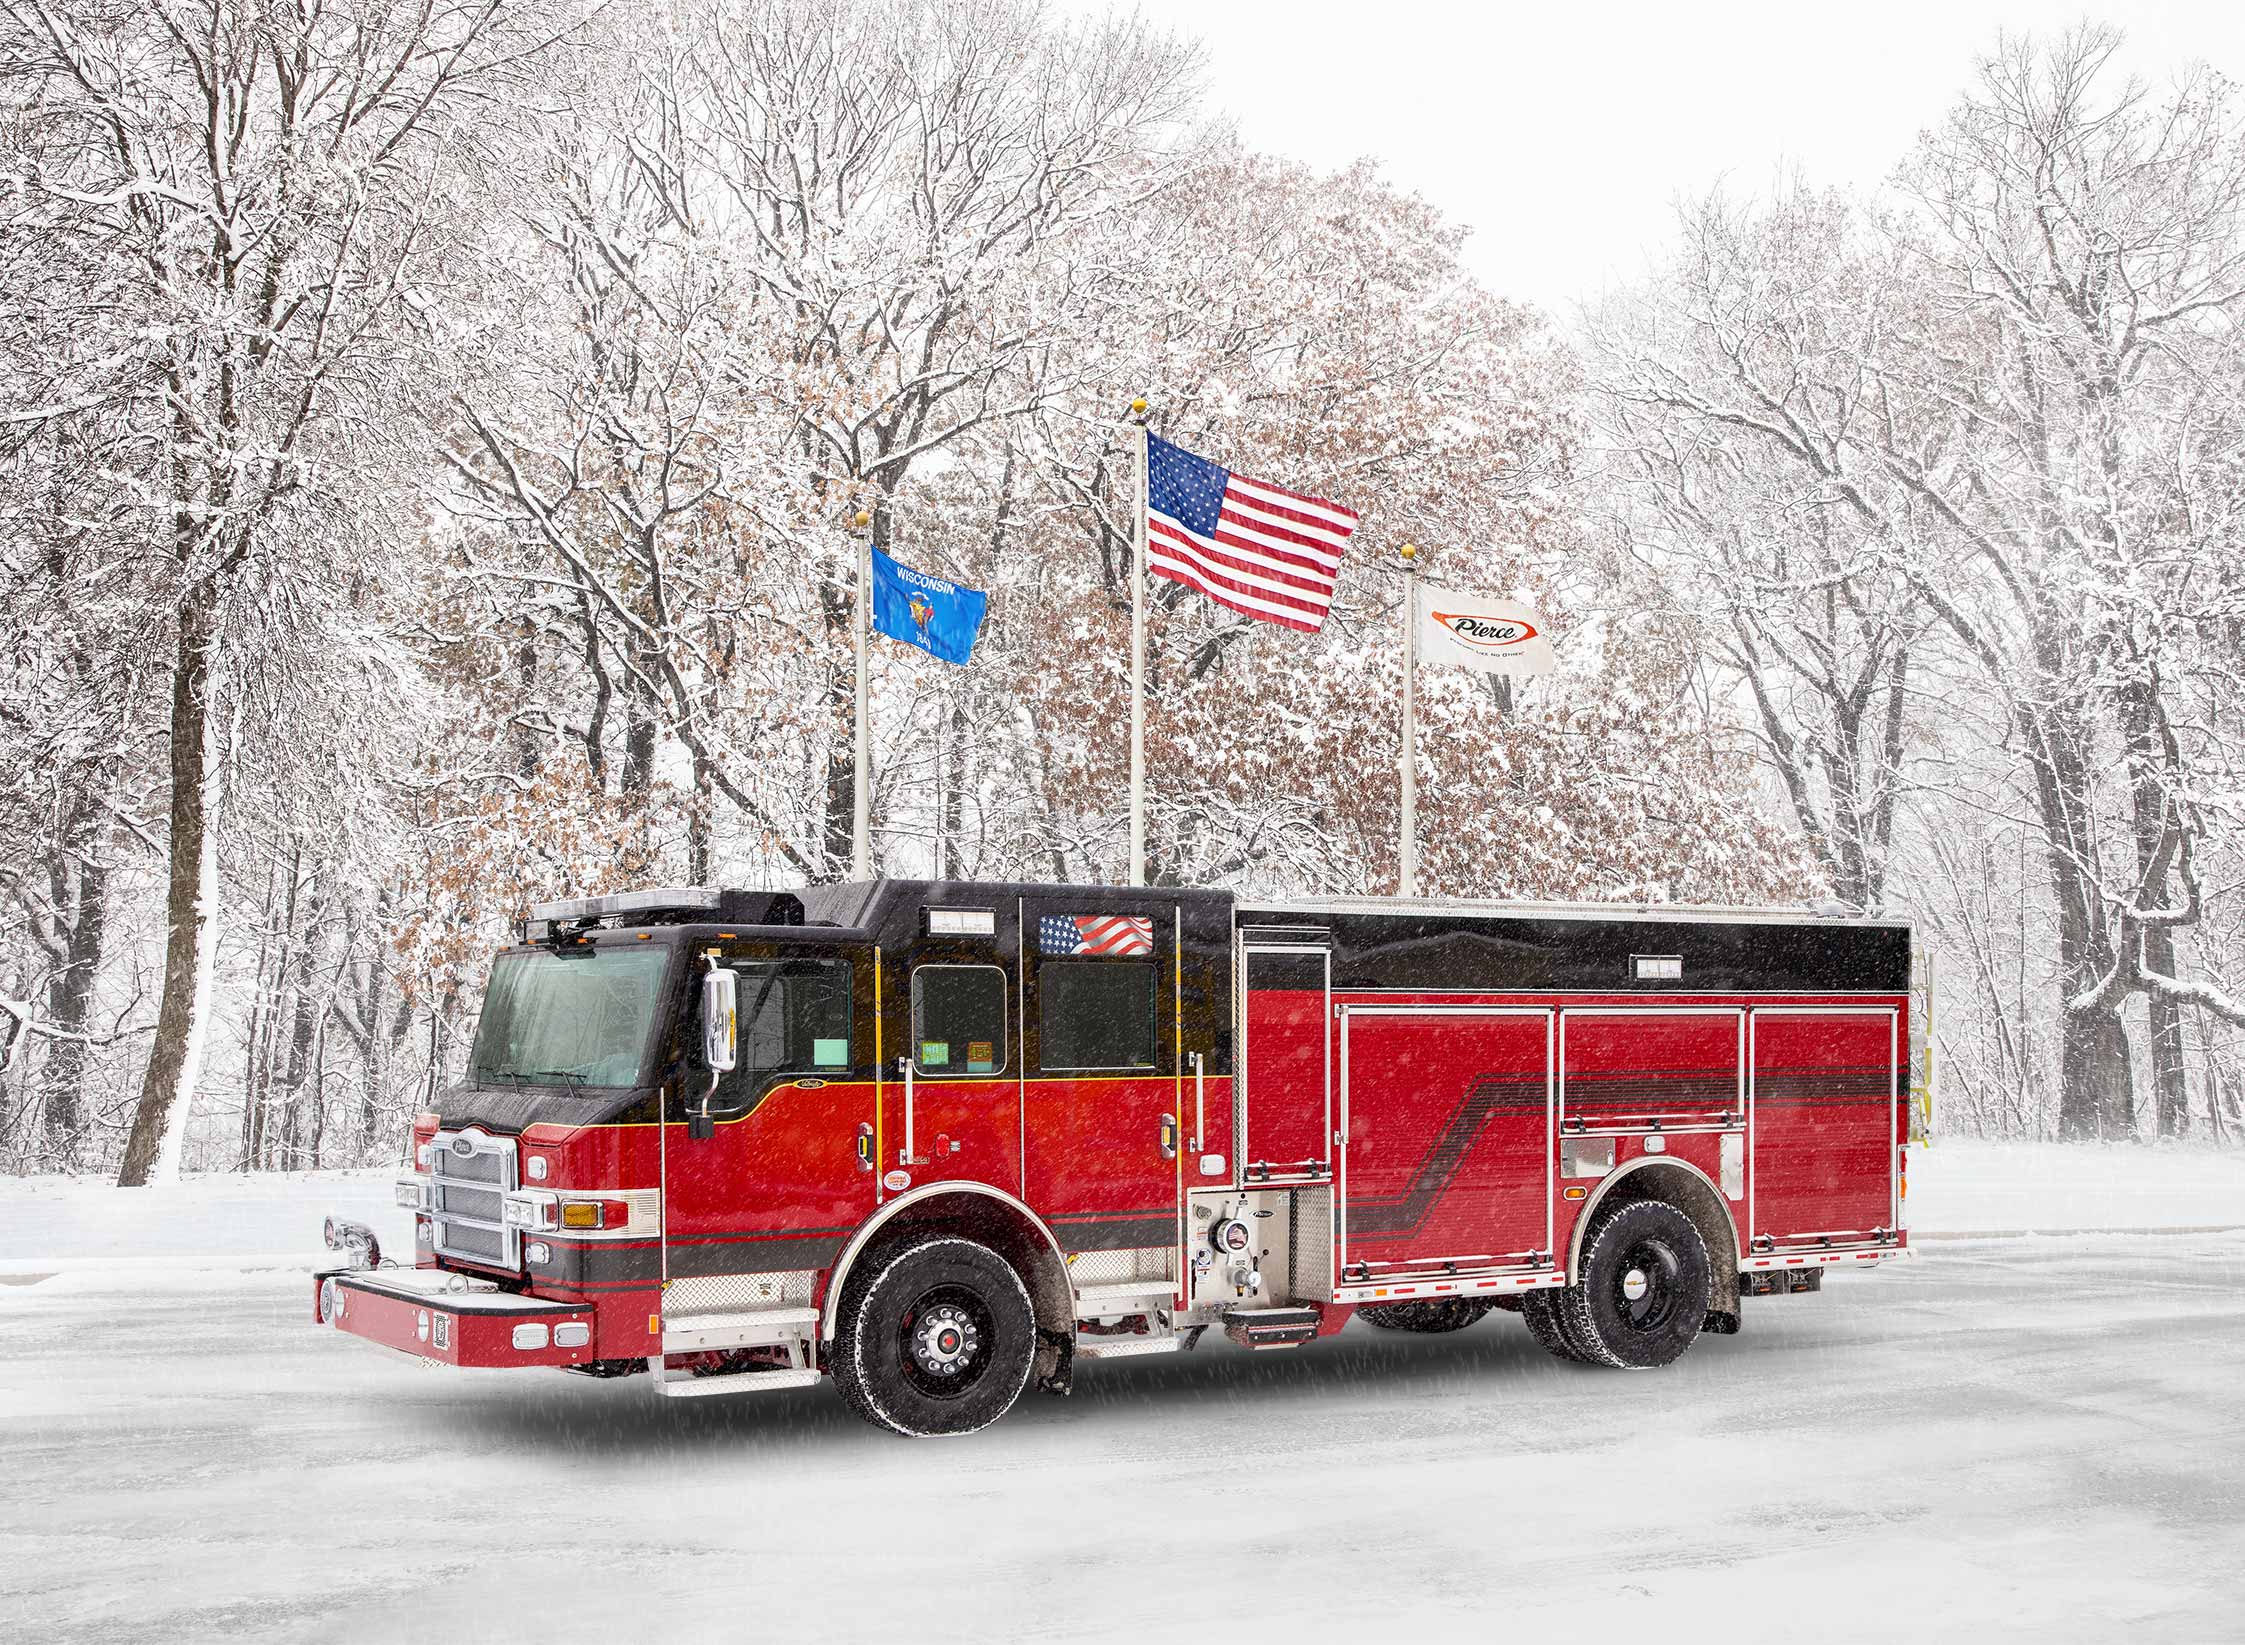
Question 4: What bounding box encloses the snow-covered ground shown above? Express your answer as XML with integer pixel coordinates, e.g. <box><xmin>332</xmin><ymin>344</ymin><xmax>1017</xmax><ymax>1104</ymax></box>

<box><xmin>2</xmin><ymin>1148</ymin><xmax>2241</xmax><ymax>1642</ymax></box>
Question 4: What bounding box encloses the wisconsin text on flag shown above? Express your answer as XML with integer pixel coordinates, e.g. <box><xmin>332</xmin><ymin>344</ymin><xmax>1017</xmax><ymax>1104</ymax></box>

<box><xmin>1038</xmin><ymin>914</ymin><xmax>1155</xmax><ymax>956</ymax></box>
<box><xmin>1145</xmin><ymin>434</ymin><xmax>1359</xmax><ymax>632</ymax></box>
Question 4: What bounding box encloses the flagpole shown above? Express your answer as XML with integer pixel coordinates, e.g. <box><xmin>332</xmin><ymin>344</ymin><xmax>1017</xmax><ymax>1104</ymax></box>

<box><xmin>1398</xmin><ymin>541</ymin><xmax>1419</xmax><ymax>898</ymax></box>
<box><xmin>1128</xmin><ymin>396</ymin><xmax>1149</xmax><ymax>888</ymax></box>
<box><xmin>852</xmin><ymin>507</ymin><xmax>872</xmax><ymax>880</ymax></box>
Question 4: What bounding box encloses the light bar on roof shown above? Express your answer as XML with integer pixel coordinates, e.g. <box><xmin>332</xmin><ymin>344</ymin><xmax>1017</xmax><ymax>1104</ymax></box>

<box><xmin>528</xmin><ymin>886</ymin><xmax>721</xmax><ymax>923</ymax></box>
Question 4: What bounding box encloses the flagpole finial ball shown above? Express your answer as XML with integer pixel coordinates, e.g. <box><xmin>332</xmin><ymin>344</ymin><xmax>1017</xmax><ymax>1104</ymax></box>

<box><xmin>851</xmin><ymin>510</ymin><xmax>871</xmax><ymax>529</ymax></box>
<box><xmin>1399</xmin><ymin>542</ymin><xmax>1418</xmax><ymax>562</ymax></box>
<box><xmin>1130</xmin><ymin>397</ymin><xmax>1147</xmax><ymax>415</ymax></box>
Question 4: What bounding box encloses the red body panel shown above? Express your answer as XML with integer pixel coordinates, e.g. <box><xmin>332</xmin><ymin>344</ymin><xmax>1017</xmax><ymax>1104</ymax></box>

<box><xmin>1242</xmin><ymin>988</ymin><xmax>1329</xmax><ymax>1178</ymax></box>
<box><xmin>1023</xmin><ymin>1074</ymin><xmax>1184</xmax><ymax>1251</ymax></box>
<box><xmin>1340</xmin><ymin>1009</ymin><xmax>1550</xmax><ymax>1274</ymax></box>
<box><xmin>1750</xmin><ymin>1009</ymin><xmax>1900</xmax><ymax>1248</ymax></box>
<box><xmin>1560</xmin><ymin>1009</ymin><xmax>1742</xmax><ymax>1128</ymax></box>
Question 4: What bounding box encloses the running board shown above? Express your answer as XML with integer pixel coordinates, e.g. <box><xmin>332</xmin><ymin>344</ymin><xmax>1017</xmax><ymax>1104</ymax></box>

<box><xmin>649</xmin><ymin>1360</ymin><xmax>822</xmax><ymax>1399</ymax></box>
<box><xmin>1073</xmin><ymin>1333</ymin><xmax>1183</xmax><ymax>1360</ymax></box>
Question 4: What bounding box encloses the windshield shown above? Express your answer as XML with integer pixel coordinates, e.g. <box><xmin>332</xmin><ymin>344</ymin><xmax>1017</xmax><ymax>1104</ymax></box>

<box><xmin>469</xmin><ymin>946</ymin><xmax>670</xmax><ymax>1089</ymax></box>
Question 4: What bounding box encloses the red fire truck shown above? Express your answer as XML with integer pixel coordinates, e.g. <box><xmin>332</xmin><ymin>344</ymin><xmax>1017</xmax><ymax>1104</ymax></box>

<box><xmin>315</xmin><ymin>880</ymin><xmax>1913</xmax><ymax>1437</ymax></box>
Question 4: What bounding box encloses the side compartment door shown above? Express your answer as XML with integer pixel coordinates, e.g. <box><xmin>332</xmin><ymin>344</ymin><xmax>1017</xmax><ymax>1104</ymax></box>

<box><xmin>1749</xmin><ymin>1007</ymin><xmax>1900</xmax><ymax>1251</ymax></box>
<box><xmin>1339</xmin><ymin>1007</ymin><xmax>1552</xmax><ymax>1281</ymax></box>
<box><xmin>1238</xmin><ymin>944</ymin><xmax>1331</xmax><ymax>1183</ymax></box>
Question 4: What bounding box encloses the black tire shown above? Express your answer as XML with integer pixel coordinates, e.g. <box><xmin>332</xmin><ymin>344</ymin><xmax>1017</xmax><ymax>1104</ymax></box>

<box><xmin>1520</xmin><ymin>1288</ymin><xmax>1598</xmax><ymax>1364</ymax></box>
<box><xmin>831</xmin><ymin>1236</ymin><xmax>1036</xmax><ymax>1437</ymax></box>
<box><xmin>1554</xmin><ymin>1200</ymin><xmax>1712</xmax><ymax>1370</ymax></box>
<box><xmin>1358</xmin><ymin>1297</ymin><xmax>1497</xmax><ymax>1333</ymax></box>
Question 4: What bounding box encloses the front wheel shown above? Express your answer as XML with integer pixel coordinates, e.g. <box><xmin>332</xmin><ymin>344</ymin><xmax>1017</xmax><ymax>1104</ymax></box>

<box><xmin>832</xmin><ymin>1236</ymin><xmax>1036</xmax><ymax>1437</ymax></box>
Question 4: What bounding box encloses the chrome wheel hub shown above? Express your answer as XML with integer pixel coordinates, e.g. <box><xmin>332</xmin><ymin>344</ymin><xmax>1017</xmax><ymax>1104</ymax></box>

<box><xmin>1621</xmin><ymin>1268</ymin><xmax>1650</xmax><ymax>1303</ymax></box>
<box><xmin>910</xmin><ymin>1303</ymin><xmax>981</xmax><ymax>1377</ymax></box>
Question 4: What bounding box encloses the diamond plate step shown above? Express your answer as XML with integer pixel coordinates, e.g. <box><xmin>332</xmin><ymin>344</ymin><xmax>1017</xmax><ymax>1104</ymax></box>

<box><xmin>1073</xmin><ymin>1333</ymin><xmax>1183</xmax><ymax>1359</ymax></box>
<box><xmin>1072</xmin><ymin>1279</ymin><xmax>1177</xmax><ymax>1317</ymax></box>
<box><xmin>661</xmin><ymin>1305</ymin><xmax>821</xmax><ymax>1354</ymax></box>
<box><xmin>652</xmin><ymin>1365</ymin><xmax>823</xmax><ymax>1398</ymax></box>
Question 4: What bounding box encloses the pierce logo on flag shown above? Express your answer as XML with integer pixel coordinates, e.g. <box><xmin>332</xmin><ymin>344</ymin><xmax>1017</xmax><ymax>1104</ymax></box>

<box><xmin>1038</xmin><ymin>914</ymin><xmax>1154</xmax><ymax>956</ymax></box>
<box><xmin>1144</xmin><ymin>434</ymin><xmax>1358</xmax><ymax>633</ymax></box>
<box><xmin>1430</xmin><ymin>611</ymin><xmax>1540</xmax><ymax>651</ymax></box>
<box><xmin>1415</xmin><ymin>586</ymin><xmax>1556</xmax><ymax>676</ymax></box>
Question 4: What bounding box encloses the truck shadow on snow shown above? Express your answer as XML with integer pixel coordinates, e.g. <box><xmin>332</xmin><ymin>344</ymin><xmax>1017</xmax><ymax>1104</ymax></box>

<box><xmin>433</xmin><ymin>1312</ymin><xmax>1831</xmax><ymax>1458</ymax></box>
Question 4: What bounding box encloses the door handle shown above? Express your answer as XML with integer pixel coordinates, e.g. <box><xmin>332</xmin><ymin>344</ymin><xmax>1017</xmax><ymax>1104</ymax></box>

<box><xmin>1190</xmin><ymin>1051</ymin><xmax>1205</xmax><ymax>1151</ymax></box>
<box><xmin>1159</xmin><ymin>1113</ymin><xmax>1178</xmax><ymax>1161</ymax></box>
<box><xmin>897</xmin><ymin>1055</ymin><xmax>926</xmax><ymax>1166</ymax></box>
<box><xmin>855</xmin><ymin>1122</ymin><xmax>874</xmax><ymax>1173</ymax></box>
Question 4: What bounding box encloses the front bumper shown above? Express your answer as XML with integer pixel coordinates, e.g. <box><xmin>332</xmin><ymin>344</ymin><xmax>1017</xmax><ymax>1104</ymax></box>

<box><xmin>314</xmin><ymin>1266</ymin><xmax>597</xmax><ymax>1369</ymax></box>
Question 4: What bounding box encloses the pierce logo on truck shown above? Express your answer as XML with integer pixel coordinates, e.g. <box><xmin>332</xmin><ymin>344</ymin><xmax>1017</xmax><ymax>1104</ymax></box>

<box><xmin>319</xmin><ymin>878</ymin><xmax>1911</xmax><ymax>1439</ymax></box>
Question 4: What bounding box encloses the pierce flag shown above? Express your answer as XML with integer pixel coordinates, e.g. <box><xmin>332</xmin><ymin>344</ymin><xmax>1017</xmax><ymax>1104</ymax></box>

<box><xmin>1415</xmin><ymin>584</ymin><xmax>1556</xmax><ymax>675</ymax></box>
<box><xmin>871</xmin><ymin>545</ymin><xmax>986</xmax><ymax>666</ymax></box>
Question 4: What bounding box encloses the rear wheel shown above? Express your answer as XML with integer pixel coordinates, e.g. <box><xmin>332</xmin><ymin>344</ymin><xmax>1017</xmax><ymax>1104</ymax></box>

<box><xmin>832</xmin><ymin>1236</ymin><xmax>1036</xmax><ymax>1437</ymax></box>
<box><xmin>1520</xmin><ymin>1288</ymin><xmax>1598</xmax><ymax>1364</ymax></box>
<box><xmin>1554</xmin><ymin>1200</ymin><xmax>1712</xmax><ymax>1370</ymax></box>
<box><xmin>1359</xmin><ymin>1297</ymin><xmax>1497</xmax><ymax>1333</ymax></box>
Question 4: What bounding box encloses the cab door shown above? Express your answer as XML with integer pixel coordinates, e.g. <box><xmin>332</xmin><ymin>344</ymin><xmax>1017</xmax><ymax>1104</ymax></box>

<box><xmin>660</xmin><ymin>942</ymin><xmax>878</xmax><ymax>1311</ymax></box>
<box><xmin>881</xmin><ymin>908</ymin><xmax>1023</xmax><ymax>1199</ymax></box>
<box><xmin>1020</xmin><ymin>896</ymin><xmax>1183</xmax><ymax>1257</ymax></box>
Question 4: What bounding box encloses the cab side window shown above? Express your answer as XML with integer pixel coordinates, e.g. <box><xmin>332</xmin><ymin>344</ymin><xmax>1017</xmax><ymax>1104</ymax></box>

<box><xmin>711</xmin><ymin>959</ymin><xmax>853</xmax><ymax>1112</ymax></box>
<box><xmin>911</xmin><ymin>965</ymin><xmax>1007</xmax><ymax>1075</ymax></box>
<box><xmin>1039</xmin><ymin>961</ymin><xmax>1156</xmax><ymax>1070</ymax></box>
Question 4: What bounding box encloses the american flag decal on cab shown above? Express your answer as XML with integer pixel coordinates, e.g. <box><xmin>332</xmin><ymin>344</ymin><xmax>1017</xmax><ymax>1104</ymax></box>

<box><xmin>1039</xmin><ymin>913</ymin><xmax>1154</xmax><ymax>956</ymax></box>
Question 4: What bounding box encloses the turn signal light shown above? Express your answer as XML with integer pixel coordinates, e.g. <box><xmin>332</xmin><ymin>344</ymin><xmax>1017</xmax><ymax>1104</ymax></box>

<box><xmin>559</xmin><ymin>1197</ymin><xmax>630</xmax><ymax>1230</ymax></box>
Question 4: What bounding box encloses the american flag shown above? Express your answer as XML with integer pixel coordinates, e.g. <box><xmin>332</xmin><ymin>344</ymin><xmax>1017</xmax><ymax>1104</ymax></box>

<box><xmin>1039</xmin><ymin>913</ymin><xmax>1154</xmax><ymax>956</ymax></box>
<box><xmin>1145</xmin><ymin>433</ymin><xmax>1359</xmax><ymax>633</ymax></box>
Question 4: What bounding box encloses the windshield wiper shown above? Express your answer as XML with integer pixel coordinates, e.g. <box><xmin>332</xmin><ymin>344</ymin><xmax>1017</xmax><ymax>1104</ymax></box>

<box><xmin>526</xmin><ymin>1068</ymin><xmax>589</xmax><ymax>1087</ymax></box>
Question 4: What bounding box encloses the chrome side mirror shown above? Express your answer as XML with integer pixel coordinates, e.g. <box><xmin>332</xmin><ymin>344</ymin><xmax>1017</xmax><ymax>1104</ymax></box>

<box><xmin>701</xmin><ymin>963</ymin><xmax>738</xmax><ymax>1072</ymax></box>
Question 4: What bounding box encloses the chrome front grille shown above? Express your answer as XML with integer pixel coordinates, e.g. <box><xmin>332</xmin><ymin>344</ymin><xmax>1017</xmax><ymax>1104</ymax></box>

<box><xmin>430</xmin><ymin>1130</ymin><xmax>520</xmax><ymax>1270</ymax></box>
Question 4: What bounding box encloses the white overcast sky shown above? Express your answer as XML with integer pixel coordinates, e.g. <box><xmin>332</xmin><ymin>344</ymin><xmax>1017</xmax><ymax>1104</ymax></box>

<box><xmin>1063</xmin><ymin>1</ymin><xmax>2245</xmax><ymax>316</ymax></box>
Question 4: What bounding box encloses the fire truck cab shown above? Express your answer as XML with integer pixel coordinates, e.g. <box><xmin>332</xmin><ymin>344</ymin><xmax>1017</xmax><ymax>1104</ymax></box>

<box><xmin>316</xmin><ymin>879</ymin><xmax>1913</xmax><ymax>1437</ymax></box>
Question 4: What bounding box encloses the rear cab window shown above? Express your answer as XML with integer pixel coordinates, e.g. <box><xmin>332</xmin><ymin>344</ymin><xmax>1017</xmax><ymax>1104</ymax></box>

<box><xmin>912</xmin><ymin>965</ymin><xmax>1007</xmax><ymax>1075</ymax></box>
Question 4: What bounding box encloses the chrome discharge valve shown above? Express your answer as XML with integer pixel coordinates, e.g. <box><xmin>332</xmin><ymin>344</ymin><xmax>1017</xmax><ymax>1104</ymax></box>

<box><xmin>1212</xmin><ymin>1216</ymin><xmax>1260</xmax><ymax>1296</ymax></box>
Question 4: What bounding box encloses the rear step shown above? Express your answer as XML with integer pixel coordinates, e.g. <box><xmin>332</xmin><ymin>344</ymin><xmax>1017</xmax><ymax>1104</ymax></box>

<box><xmin>1221</xmin><ymin>1305</ymin><xmax>1321</xmax><ymax>1350</ymax></box>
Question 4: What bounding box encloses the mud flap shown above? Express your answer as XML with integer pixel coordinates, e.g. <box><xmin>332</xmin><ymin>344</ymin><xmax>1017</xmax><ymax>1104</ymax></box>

<box><xmin>1035</xmin><ymin>1325</ymin><xmax>1075</xmax><ymax>1396</ymax></box>
<box><xmin>1701</xmin><ymin>1308</ymin><xmax>1741</xmax><ymax>1335</ymax></box>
